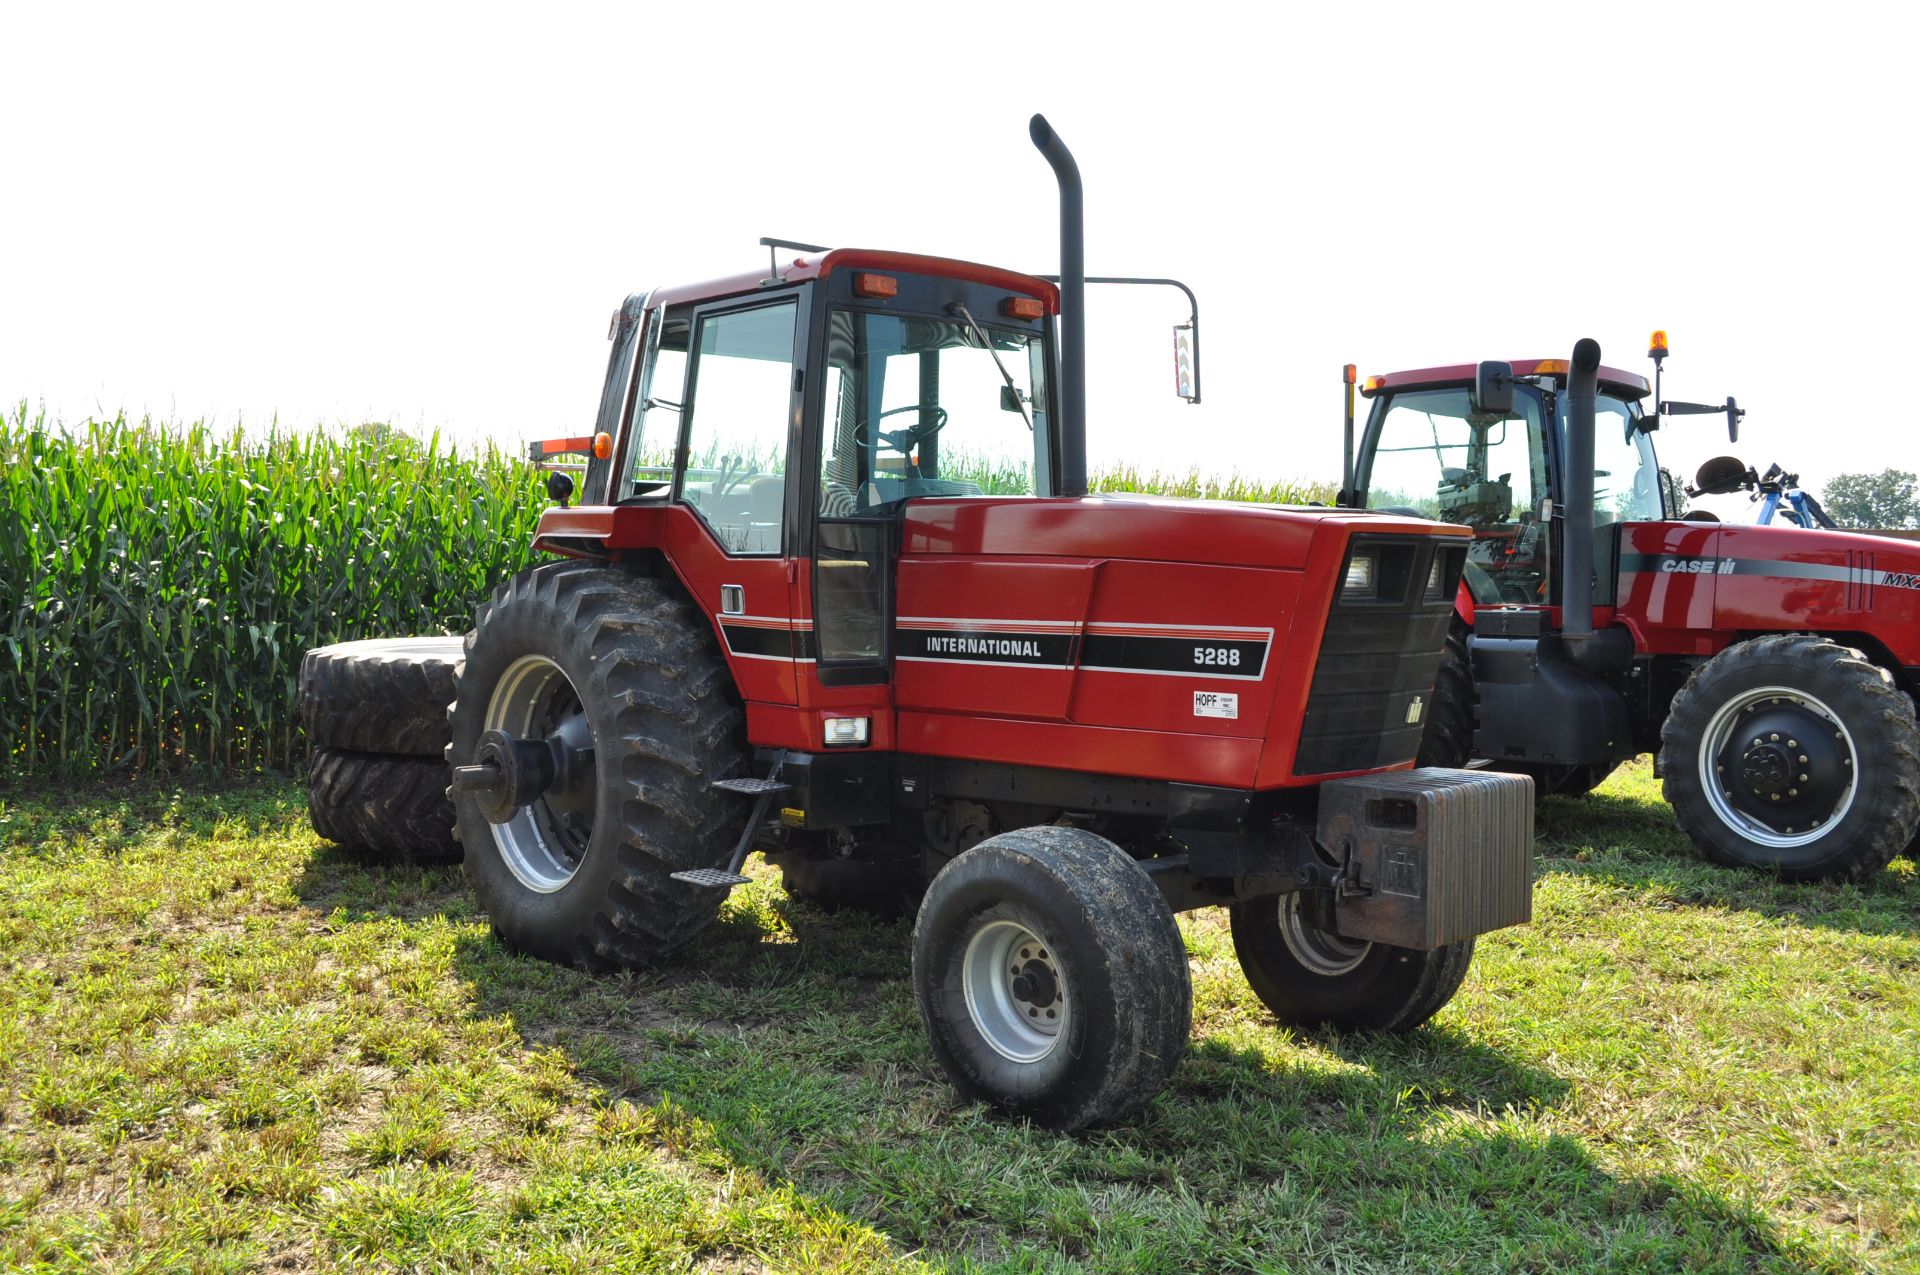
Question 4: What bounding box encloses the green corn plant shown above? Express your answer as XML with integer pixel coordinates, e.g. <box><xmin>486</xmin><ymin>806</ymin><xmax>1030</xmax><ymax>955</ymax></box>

<box><xmin>1</xmin><ymin>406</ymin><xmax>1333</xmax><ymax>776</ymax></box>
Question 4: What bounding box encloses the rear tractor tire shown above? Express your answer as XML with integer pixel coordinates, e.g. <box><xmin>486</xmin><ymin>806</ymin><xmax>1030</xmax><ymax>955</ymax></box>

<box><xmin>1229</xmin><ymin>893</ymin><xmax>1474</xmax><ymax>1033</ymax></box>
<box><xmin>301</xmin><ymin>637</ymin><xmax>466</xmax><ymax>755</ymax></box>
<box><xmin>1661</xmin><ymin>633</ymin><xmax>1920</xmax><ymax>882</ymax></box>
<box><xmin>308</xmin><ymin>748</ymin><xmax>461</xmax><ymax>864</ymax></box>
<box><xmin>1414</xmin><ymin>619</ymin><xmax>1475</xmax><ymax>770</ymax></box>
<box><xmin>447</xmin><ymin>562</ymin><xmax>747</xmax><ymax>970</ymax></box>
<box><xmin>776</xmin><ymin>851</ymin><xmax>926</xmax><ymax>919</ymax></box>
<box><xmin>912</xmin><ymin>826</ymin><xmax>1191</xmax><ymax>1131</ymax></box>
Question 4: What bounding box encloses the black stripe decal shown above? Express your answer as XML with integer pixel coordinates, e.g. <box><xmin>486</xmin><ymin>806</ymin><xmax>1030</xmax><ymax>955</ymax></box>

<box><xmin>897</xmin><ymin>629</ymin><xmax>1077</xmax><ymax>666</ymax></box>
<box><xmin>721</xmin><ymin>624</ymin><xmax>815</xmax><ymax>660</ymax></box>
<box><xmin>1079</xmin><ymin>633</ymin><xmax>1267</xmax><ymax>679</ymax></box>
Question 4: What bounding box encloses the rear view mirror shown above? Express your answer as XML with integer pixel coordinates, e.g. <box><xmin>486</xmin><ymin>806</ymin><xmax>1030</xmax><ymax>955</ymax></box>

<box><xmin>1000</xmin><ymin>385</ymin><xmax>1023</xmax><ymax>413</ymax></box>
<box><xmin>1173</xmin><ymin>325</ymin><xmax>1198</xmax><ymax>402</ymax></box>
<box><xmin>1725</xmin><ymin>395</ymin><xmax>1742</xmax><ymax>443</ymax></box>
<box><xmin>1689</xmin><ymin>455</ymin><xmax>1752</xmax><ymax>497</ymax></box>
<box><xmin>1475</xmin><ymin>361</ymin><xmax>1513</xmax><ymax>416</ymax></box>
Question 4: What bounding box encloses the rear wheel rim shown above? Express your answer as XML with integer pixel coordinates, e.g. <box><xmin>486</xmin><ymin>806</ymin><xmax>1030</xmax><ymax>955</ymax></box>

<box><xmin>1277</xmin><ymin>893</ymin><xmax>1371</xmax><ymax>976</ymax></box>
<box><xmin>1699</xmin><ymin>684</ymin><xmax>1857</xmax><ymax>849</ymax></box>
<box><xmin>961</xmin><ymin>919</ymin><xmax>1069</xmax><ymax>1063</ymax></box>
<box><xmin>484</xmin><ymin>654</ymin><xmax>596</xmax><ymax>892</ymax></box>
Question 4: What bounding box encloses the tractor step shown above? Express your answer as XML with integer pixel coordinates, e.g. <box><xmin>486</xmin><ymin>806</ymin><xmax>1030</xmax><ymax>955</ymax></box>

<box><xmin>710</xmin><ymin>777</ymin><xmax>793</xmax><ymax>796</ymax></box>
<box><xmin>670</xmin><ymin>867</ymin><xmax>754</xmax><ymax>889</ymax></box>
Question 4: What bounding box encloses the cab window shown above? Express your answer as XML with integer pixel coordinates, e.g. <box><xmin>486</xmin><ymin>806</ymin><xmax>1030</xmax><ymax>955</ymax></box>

<box><xmin>1586</xmin><ymin>394</ymin><xmax>1665</xmax><ymax>524</ymax></box>
<box><xmin>677</xmin><ymin>301</ymin><xmax>798</xmax><ymax>554</ymax></box>
<box><xmin>1365</xmin><ymin>386</ymin><xmax>1551</xmax><ymax>605</ymax></box>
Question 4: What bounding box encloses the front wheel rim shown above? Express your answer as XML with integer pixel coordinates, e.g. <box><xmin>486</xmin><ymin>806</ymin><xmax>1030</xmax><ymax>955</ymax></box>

<box><xmin>1698</xmin><ymin>684</ymin><xmax>1857</xmax><ymax>849</ymax></box>
<box><xmin>483</xmin><ymin>654</ymin><xmax>596</xmax><ymax>892</ymax></box>
<box><xmin>1277</xmin><ymin>893</ymin><xmax>1372</xmax><ymax>976</ymax></box>
<box><xmin>961</xmin><ymin>919</ymin><xmax>1069</xmax><ymax>1064</ymax></box>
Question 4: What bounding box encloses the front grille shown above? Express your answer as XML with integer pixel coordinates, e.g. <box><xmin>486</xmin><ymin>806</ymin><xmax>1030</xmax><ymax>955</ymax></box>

<box><xmin>1294</xmin><ymin>536</ymin><xmax>1463</xmax><ymax>776</ymax></box>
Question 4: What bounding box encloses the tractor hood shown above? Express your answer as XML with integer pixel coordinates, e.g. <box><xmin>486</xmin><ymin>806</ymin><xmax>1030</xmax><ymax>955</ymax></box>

<box><xmin>1626</xmin><ymin>520</ymin><xmax>1920</xmax><ymax>669</ymax></box>
<box><xmin>902</xmin><ymin>494</ymin><xmax>1467</xmax><ymax>569</ymax></box>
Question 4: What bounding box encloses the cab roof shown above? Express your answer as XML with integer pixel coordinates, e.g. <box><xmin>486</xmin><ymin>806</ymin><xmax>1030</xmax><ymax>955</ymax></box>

<box><xmin>647</xmin><ymin>248</ymin><xmax>1061</xmax><ymax>314</ymax></box>
<box><xmin>1363</xmin><ymin>358</ymin><xmax>1651</xmax><ymax>400</ymax></box>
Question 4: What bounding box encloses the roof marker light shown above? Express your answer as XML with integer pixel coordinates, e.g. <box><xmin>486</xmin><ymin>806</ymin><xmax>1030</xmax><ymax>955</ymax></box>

<box><xmin>1002</xmin><ymin>295</ymin><xmax>1046</xmax><ymax>319</ymax></box>
<box><xmin>1362</xmin><ymin>374</ymin><xmax>1387</xmax><ymax>394</ymax></box>
<box><xmin>854</xmin><ymin>273</ymin><xmax>898</xmax><ymax>299</ymax></box>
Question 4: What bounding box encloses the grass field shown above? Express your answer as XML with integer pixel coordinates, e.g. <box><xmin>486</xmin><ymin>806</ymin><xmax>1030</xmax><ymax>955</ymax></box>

<box><xmin>2</xmin><ymin>760</ymin><xmax>1916</xmax><ymax>1273</ymax></box>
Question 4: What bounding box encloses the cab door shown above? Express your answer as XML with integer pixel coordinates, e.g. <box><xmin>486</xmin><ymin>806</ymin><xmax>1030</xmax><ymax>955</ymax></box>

<box><xmin>669</xmin><ymin>294</ymin><xmax>809</xmax><ymax>705</ymax></box>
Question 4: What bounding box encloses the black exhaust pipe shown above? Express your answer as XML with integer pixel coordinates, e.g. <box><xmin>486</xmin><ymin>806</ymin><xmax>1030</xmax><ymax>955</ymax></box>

<box><xmin>1560</xmin><ymin>337</ymin><xmax>1630</xmax><ymax>674</ymax></box>
<box><xmin>1029</xmin><ymin>114</ymin><xmax>1087</xmax><ymax>498</ymax></box>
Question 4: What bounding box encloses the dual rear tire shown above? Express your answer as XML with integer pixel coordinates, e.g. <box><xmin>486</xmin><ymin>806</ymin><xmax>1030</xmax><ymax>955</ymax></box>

<box><xmin>302</xmin><ymin>637</ymin><xmax>466</xmax><ymax>863</ymax></box>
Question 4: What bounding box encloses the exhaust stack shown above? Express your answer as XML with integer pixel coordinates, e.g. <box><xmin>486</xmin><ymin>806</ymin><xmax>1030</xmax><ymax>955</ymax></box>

<box><xmin>1029</xmin><ymin>114</ymin><xmax>1087</xmax><ymax>498</ymax></box>
<box><xmin>1560</xmin><ymin>336</ymin><xmax>1624</xmax><ymax>674</ymax></box>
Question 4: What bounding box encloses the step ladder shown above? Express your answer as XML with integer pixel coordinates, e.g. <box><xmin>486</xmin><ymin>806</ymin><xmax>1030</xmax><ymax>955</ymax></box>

<box><xmin>669</xmin><ymin>767</ymin><xmax>792</xmax><ymax>890</ymax></box>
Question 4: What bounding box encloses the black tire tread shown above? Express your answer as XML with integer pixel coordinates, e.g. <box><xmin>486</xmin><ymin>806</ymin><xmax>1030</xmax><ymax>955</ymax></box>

<box><xmin>913</xmin><ymin>826</ymin><xmax>1191</xmax><ymax>1131</ymax></box>
<box><xmin>778</xmin><ymin>854</ymin><xmax>926</xmax><ymax>918</ymax></box>
<box><xmin>450</xmin><ymin>562</ymin><xmax>745</xmax><ymax>970</ymax></box>
<box><xmin>1661</xmin><ymin>633</ymin><xmax>1920</xmax><ymax>882</ymax></box>
<box><xmin>308</xmin><ymin>748</ymin><xmax>460</xmax><ymax>863</ymax></box>
<box><xmin>301</xmin><ymin>637</ymin><xmax>466</xmax><ymax>756</ymax></box>
<box><xmin>1228</xmin><ymin>897</ymin><xmax>1476</xmax><ymax>1034</ymax></box>
<box><xmin>1415</xmin><ymin>619</ymin><xmax>1474</xmax><ymax>770</ymax></box>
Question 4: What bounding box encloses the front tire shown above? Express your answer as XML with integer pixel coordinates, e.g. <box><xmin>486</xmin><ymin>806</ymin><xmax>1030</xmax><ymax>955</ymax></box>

<box><xmin>448</xmin><ymin>562</ymin><xmax>746</xmax><ymax>969</ymax></box>
<box><xmin>912</xmin><ymin>827</ymin><xmax>1191</xmax><ymax>1130</ymax></box>
<box><xmin>1230</xmin><ymin>893</ymin><xmax>1474</xmax><ymax>1033</ymax></box>
<box><xmin>1661</xmin><ymin>634</ymin><xmax>1920</xmax><ymax>882</ymax></box>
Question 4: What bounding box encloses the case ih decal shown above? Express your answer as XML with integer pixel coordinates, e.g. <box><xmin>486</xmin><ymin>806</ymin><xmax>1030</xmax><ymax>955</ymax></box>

<box><xmin>1619</xmin><ymin>553</ymin><xmax>1918</xmax><ymax>591</ymax></box>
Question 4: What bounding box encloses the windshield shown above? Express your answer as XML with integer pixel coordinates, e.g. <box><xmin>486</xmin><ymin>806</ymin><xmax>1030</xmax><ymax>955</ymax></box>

<box><xmin>1363</xmin><ymin>385</ymin><xmax>1551</xmax><ymax>605</ymax></box>
<box><xmin>818</xmin><ymin>310</ymin><xmax>1049</xmax><ymax>513</ymax></box>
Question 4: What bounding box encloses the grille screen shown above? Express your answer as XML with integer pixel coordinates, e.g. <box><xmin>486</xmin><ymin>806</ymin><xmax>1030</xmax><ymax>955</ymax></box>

<box><xmin>1294</xmin><ymin>537</ymin><xmax>1464</xmax><ymax>776</ymax></box>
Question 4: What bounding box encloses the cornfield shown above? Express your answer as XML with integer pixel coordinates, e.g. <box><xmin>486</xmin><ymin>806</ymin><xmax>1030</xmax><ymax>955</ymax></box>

<box><xmin>1</xmin><ymin>410</ymin><xmax>543</xmax><ymax>775</ymax></box>
<box><xmin>2</xmin><ymin>409</ymin><xmax>1333</xmax><ymax>776</ymax></box>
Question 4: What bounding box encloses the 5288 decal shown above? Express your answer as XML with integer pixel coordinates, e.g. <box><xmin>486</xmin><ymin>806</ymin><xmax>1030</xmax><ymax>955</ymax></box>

<box><xmin>1194</xmin><ymin>646</ymin><xmax>1242</xmax><ymax>667</ymax></box>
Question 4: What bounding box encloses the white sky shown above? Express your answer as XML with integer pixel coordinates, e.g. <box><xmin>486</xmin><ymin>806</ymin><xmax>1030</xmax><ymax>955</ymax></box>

<box><xmin>5</xmin><ymin>2</ymin><xmax>1917</xmax><ymax>521</ymax></box>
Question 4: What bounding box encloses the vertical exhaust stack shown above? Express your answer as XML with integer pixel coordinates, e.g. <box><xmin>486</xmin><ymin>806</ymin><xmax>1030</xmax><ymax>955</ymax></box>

<box><xmin>1029</xmin><ymin>114</ymin><xmax>1087</xmax><ymax>498</ymax></box>
<box><xmin>1562</xmin><ymin>337</ymin><xmax>1604</xmax><ymax>665</ymax></box>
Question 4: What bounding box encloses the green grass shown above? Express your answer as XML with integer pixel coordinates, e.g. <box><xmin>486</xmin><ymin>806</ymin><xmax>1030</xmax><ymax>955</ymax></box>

<box><xmin>1</xmin><ymin>762</ymin><xmax>1914</xmax><ymax>1272</ymax></box>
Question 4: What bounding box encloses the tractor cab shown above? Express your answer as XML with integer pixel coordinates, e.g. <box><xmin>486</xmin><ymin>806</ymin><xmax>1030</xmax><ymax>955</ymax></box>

<box><xmin>1346</xmin><ymin>358</ymin><xmax>1663</xmax><ymax>613</ymax></box>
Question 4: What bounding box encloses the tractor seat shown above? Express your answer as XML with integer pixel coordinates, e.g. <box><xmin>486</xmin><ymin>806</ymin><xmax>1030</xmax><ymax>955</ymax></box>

<box><xmin>1680</xmin><ymin>509</ymin><xmax>1720</xmax><ymax>522</ymax></box>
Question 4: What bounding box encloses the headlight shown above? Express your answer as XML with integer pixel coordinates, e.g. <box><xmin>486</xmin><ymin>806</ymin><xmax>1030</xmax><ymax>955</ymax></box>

<box><xmin>1426</xmin><ymin>555</ymin><xmax>1447</xmax><ymax>600</ymax></box>
<box><xmin>1342</xmin><ymin>552</ymin><xmax>1376</xmax><ymax>600</ymax></box>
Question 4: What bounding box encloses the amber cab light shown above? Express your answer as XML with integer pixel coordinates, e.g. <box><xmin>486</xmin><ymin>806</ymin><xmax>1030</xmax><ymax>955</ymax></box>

<box><xmin>592</xmin><ymin>431</ymin><xmax>613</xmax><ymax>460</ymax></box>
<box><xmin>1532</xmin><ymin>359</ymin><xmax>1570</xmax><ymax>375</ymax></box>
<box><xmin>1001</xmin><ymin>295</ymin><xmax>1046</xmax><ymax>320</ymax></box>
<box><xmin>854</xmin><ymin>272</ymin><xmax>898</xmax><ymax>298</ymax></box>
<box><xmin>1362</xmin><ymin>374</ymin><xmax>1388</xmax><ymax>395</ymax></box>
<box><xmin>1648</xmin><ymin>328</ymin><xmax>1669</xmax><ymax>358</ymax></box>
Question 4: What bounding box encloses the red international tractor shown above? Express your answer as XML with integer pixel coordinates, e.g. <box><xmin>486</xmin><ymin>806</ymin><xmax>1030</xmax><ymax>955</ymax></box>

<box><xmin>1340</xmin><ymin>338</ymin><xmax>1920</xmax><ymax>881</ymax></box>
<box><xmin>302</xmin><ymin>117</ymin><xmax>1534</xmax><ymax>1129</ymax></box>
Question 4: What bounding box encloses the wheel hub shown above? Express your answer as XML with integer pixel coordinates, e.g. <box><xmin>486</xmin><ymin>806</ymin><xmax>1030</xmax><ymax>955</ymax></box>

<box><xmin>961</xmin><ymin>920</ymin><xmax>1068</xmax><ymax>1063</ymax></box>
<box><xmin>1701</xmin><ymin>686</ymin><xmax>1858</xmax><ymax>848</ymax></box>
<box><xmin>468</xmin><ymin>654</ymin><xmax>599</xmax><ymax>892</ymax></box>
<box><xmin>1714</xmin><ymin>700</ymin><xmax>1850</xmax><ymax>833</ymax></box>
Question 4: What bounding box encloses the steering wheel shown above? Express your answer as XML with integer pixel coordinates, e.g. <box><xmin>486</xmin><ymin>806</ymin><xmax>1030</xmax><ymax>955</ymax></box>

<box><xmin>854</xmin><ymin>404</ymin><xmax>950</xmax><ymax>455</ymax></box>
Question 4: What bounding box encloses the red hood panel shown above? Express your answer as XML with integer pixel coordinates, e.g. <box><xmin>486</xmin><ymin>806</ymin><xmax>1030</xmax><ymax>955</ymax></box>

<box><xmin>902</xmin><ymin>495</ymin><xmax>1465</xmax><ymax>567</ymax></box>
